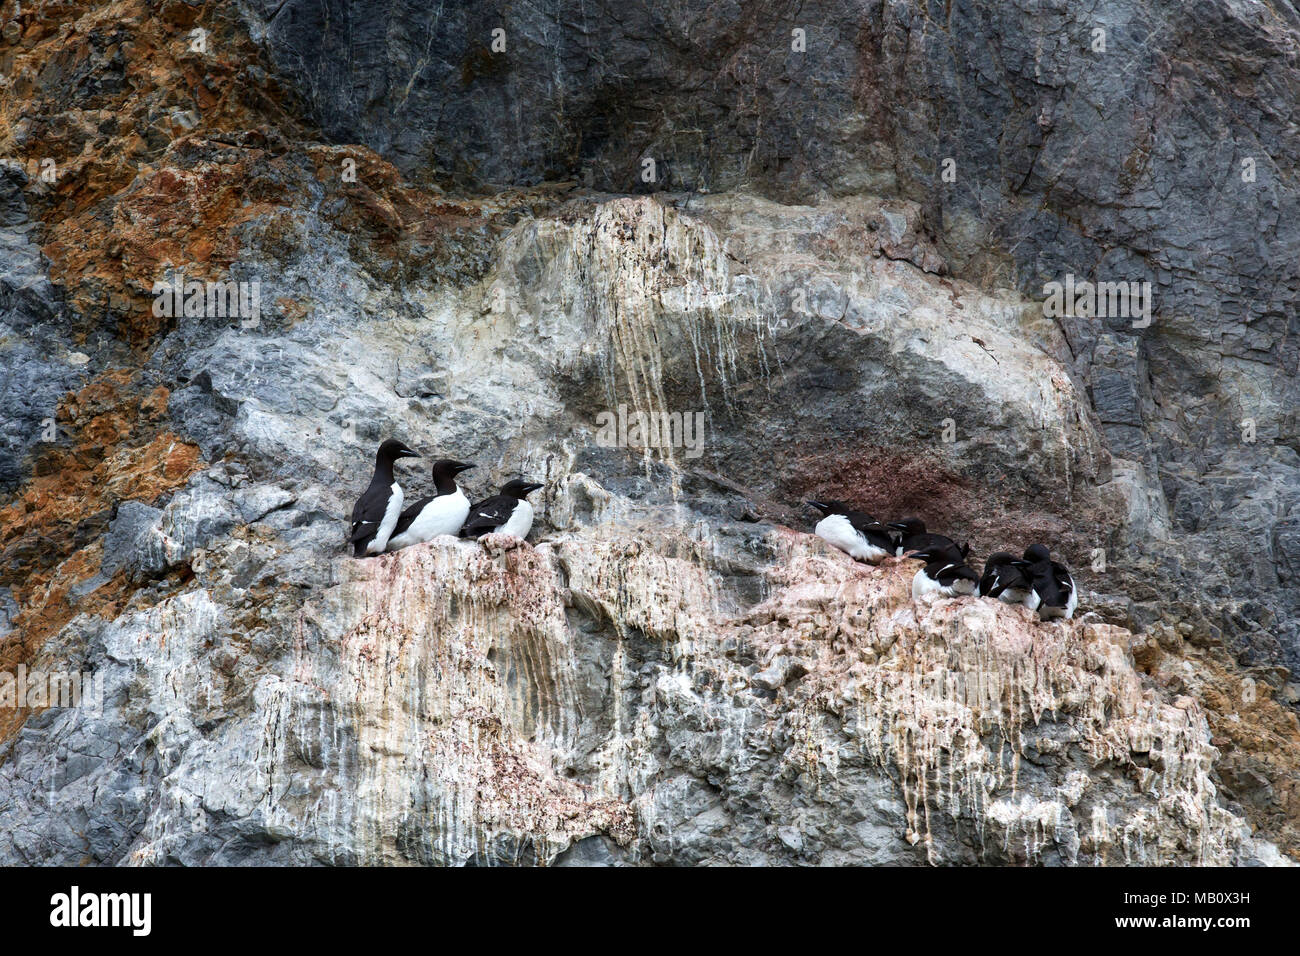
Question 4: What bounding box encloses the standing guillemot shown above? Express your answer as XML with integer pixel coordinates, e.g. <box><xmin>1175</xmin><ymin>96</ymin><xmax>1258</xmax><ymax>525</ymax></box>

<box><xmin>807</xmin><ymin>500</ymin><xmax>895</xmax><ymax>564</ymax></box>
<box><xmin>461</xmin><ymin>479</ymin><xmax>544</xmax><ymax>539</ymax></box>
<box><xmin>979</xmin><ymin>551</ymin><xmax>1035</xmax><ymax>605</ymax></box>
<box><xmin>887</xmin><ymin>517</ymin><xmax>969</xmax><ymax>560</ymax></box>
<box><xmin>909</xmin><ymin>545</ymin><xmax>981</xmax><ymax>599</ymax></box>
<box><xmin>348</xmin><ymin>439</ymin><xmax>420</xmax><ymax>557</ymax></box>
<box><xmin>385</xmin><ymin>460</ymin><xmax>476</xmax><ymax>551</ymax></box>
<box><xmin>1022</xmin><ymin>544</ymin><xmax>1077</xmax><ymax>620</ymax></box>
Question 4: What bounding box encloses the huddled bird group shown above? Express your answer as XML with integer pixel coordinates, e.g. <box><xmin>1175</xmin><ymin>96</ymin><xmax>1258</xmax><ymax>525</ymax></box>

<box><xmin>807</xmin><ymin>500</ymin><xmax>1076</xmax><ymax>621</ymax></box>
<box><xmin>344</xmin><ymin>440</ymin><xmax>1076</xmax><ymax>621</ymax></box>
<box><xmin>348</xmin><ymin>439</ymin><xmax>542</xmax><ymax>556</ymax></box>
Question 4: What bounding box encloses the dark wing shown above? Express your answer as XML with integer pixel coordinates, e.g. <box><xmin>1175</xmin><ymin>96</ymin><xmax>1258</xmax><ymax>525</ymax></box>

<box><xmin>864</xmin><ymin>524</ymin><xmax>896</xmax><ymax>551</ymax></box>
<box><xmin>980</xmin><ymin>565</ymin><xmax>1005</xmax><ymax>598</ymax></box>
<box><xmin>348</xmin><ymin>481</ymin><xmax>388</xmax><ymax>543</ymax></box>
<box><xmin>391</xmin><ymin>496</ymin><xmax>433</xmax><ymax>538</ymax></box>
<box><xmin>1052</xmin><ymin>561</ymin><xmax>1074</xmax><ymax>595</ymax></box>
<box><xmin>904</xmin><ymin>532</ymin><xmax>959</xmax><ymax>554</ymax></box>
<box><xmin>844</xmin><ymin>510</ymin><xmax>893</xmax><ymax>548</ymax></box>
<box><xmin>984</xmin><ymin>559</ymin><xmax>1031</xmax><ymax>596</ymax></box>
<box><xmin>461</xmin><ymin>495</ymin><xmax>514</xmax><ymax>537</ymax></box>
<box><xmin>845</xmin><ymin>509</ymin><xmax>878</xmax><ymax>533</ymax></box>
<box><xmin>908</xmin><ymin>537</ymin><xmax>964</xmax><ymax>565</ymax></box>
<box><xmin>1030</xmin><ymin>562</ymin><xmax>1064</xmax><ymax>606</ymax></box>
<box><xmin>936</xmin><ymin>562</ymin><xmax>979</xmax><ymax>585</ymax></box>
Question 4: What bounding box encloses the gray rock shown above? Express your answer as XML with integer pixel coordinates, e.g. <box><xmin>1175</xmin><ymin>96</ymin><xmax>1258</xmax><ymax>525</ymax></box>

<box><xmin>0</xmin><ymin>587</ymin><xmax>17</xmax><ymax>638</ymax></box>
<box><xmin>1</xmin><ymin>186</ymin><xmax>1279</xmax><ymax>865</ymax></box>
<box><xmin>2</xmin><ymin>0</ymin><xmax>1297</xmax><ymax>866</ymax></box>
<box><xmin>0</xmin><ymin>160</ymin><xmax>28</xmax><ymax>228</ymax></box>
<box><xmin>100</xmin><ymin>501</ymin><xmax>166</xmax><ymax>581</ymax></box>
<box><xmin>0</xmin><ymin>212</ymin><xmax>82</xmax><ymax>491</ymax></box>
<box><xmin>101</xmin><ymin>481</ymin><xmax>243</xmax><ymax>583</ymax></box>
<box><xmin>240</xmin><ymin>0</ymin><xmax>1300</xmax><ymax>678</ymax></box>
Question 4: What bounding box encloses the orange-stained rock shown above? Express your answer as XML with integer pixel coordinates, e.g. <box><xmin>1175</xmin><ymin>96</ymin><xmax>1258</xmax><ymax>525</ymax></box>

<box><xmin>0</xmin><ymin>370</ymin><xmax>203</xmax><ymax>741</ymax></box>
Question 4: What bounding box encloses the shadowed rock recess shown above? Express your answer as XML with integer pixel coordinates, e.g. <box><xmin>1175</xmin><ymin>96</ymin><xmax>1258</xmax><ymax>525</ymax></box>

<box><xmin>0</xmin><ymin>0</ymin><xmax>1296</xmax><ymax>864</ymax></box>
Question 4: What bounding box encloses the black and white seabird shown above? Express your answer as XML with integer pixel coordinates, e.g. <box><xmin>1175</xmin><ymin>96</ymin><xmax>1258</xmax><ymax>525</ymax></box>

<box><xmin>1022</xmin><ymin>544</ymin><xmax>1077</xmax><ymax>620</ymax></box>
<box><xmin>887</xmin><ymin>517</ymin><xmax>968</xmax><ymax>560</ymax></box>
<box><xmin>348</xmin><ymin>438</ymin><xmax>420</xmax><ymax>557</ymax></box>
<box><xmin>461</xmin><ymin>479</ymin><xmax>544</xmax><ymax>540</ymax></box>
<box><xmin>979</xmin><ymin>551</ymin><xmax>1035</xmax><ymax>605</ymax></box>
<box><xmin>807</xmin><ymin>500</ymin><xmax>895</xmax><ymax>564</ymax></box>
<box><xmin>385</xmin><ymin>460</ymin><xmax>476</xmax><ymax>551</ymax></box>
<box><xmin>909</xmin><ymin>546</ymin><xmax>981</xmax><ymax>599</ymax></box>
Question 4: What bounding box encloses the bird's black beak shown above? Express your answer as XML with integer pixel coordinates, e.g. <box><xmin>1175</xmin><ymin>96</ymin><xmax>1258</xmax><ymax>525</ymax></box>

<box><xmin>525</xmin><ymin>482</ymin><xmax>544</xmax><ymax>494</ymax></box>
<box><xmin>454</xmin><ymin>462</ymin><xmax>476</xmax><ymax>474</ymax></box>
<box><xmin>887</xmin><ymin>522</ymin><xmax>907</xmax><ymax>531</ymax></box>
<box><xmin>806</xmin><ymin>500</ymin><xmax>826</xmax><ymax>510</ymax></box>
<box><xmin>397</xmin><ymin>446</ymin><xmax>420</xmax><ymax>459</ymax></box>
<box><xmin>907</xmin><ymin>550</ymin><xmax>931</xmax><ymax>561</ymax></box>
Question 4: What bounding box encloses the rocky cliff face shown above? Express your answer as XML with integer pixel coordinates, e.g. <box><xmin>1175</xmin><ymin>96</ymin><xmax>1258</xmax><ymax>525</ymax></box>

<box><xmin>0</xmin><ymin>0</ymin><xmax>1296</xmax><ymax>864</ymax></box>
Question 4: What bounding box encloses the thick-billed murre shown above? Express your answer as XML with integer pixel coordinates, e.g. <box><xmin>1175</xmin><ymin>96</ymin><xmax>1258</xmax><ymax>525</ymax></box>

<box><xmin>461</xmin><ymin>479</ymin><xmax>544</xmax><ymax>539</ymax></box>
<box><xmin>979</xmin><ymin>551</ymin><xmax>1034</xmax><ymax>605</ymax></box>
<box><xmin>808</xmin><ymin>500</ymin><xmax>895</xmax><ymax>564</ymax></box>
<box><xmin>1022</xmin><ymin>544</ymin><xmax>1077</xmax><ymax>620</ymax></box>
<box><xmin>385</xmin><ymin>459</ymin><xmax>476</xmax><ymax>551</ymax></box>
<box><xmin>348</xmin><ymin>438</ymin><xmax>420</xmax><ymax>557</ymax></box>
<box><xmin>909</xmin><ymin>545</ymin><xmax>981</xmax><ymax>599</ymax></box>
<box><xmin>887</xmin><ymin>517</ymin><xmax>968</xmax><ymax>560</ymax></box>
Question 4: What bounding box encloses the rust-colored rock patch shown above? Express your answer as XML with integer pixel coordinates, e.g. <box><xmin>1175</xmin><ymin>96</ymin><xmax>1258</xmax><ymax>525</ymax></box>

<box><xmin>0</xmin><ymin>371</ymin><xmax>202</xmax><ymax>743</ymax></box>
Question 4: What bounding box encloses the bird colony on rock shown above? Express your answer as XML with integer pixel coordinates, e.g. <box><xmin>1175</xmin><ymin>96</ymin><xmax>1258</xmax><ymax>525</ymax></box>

<box><xmin>348</xmin><ymin>439</ymin><xmax>542</xmax><ymax>555</ymax></box>
<box><xmin>347</xmin><ymin>440</ymin><xmax>1075</xmax><ymax>621</ymax></box>
<box><xmin>807</xmin><ymin>501</ymin><xmax>1076</xmax><ymax>621</ymax></box>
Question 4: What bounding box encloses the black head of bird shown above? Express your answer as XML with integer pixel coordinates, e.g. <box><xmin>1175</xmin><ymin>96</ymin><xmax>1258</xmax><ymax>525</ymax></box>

<box><xmin>430</xmin><ymin>460</ymin><xmax>475</xmax><ymax>495</ymax></box>
<box><xmin>431</xmin><ymin>460</ymin><xmax>475</xmax><ymax>482</ymax></box>
<box><xmin>501</xmin><ymin>478</ymin><xmax>544</xmax><ymax>499</ymax></box>
<box><xmin>376</xmin><ymin>438</ymin><xmax>420</xmax><ymax>463</ymax></box>
<box><xmin>806</xmin><ymin>500</ymin><xmax>847</xmax><ymax>517</ymax></box>
<box><xmin>911</xmin><ymin>541</ymin><xmax>966</xmax><ymax>565</ymax></box>
<box><xmin>887</xmin><ymin>517</ymin><xmax>926</xmax><ymax>536</ymax></box>
<box><xmin>1023</xmin><ymin>543</ymin><xmax>1051</xmax><ymax>564</ymax></box>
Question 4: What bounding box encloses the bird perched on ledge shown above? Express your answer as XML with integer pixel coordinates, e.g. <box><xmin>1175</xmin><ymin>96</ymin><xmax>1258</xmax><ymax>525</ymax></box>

<box><xmin>979</xmin><ymin>551</ymin><xmax>1035</xmax><ymax>605</ymax></box>
<box><xmin>385</xmin><ymin>459</ymin><xmax>476</xmax><ymax>551</ymax></box>
<box><xmin>794</xmin><ymin>496</ymin><xmax>1078</xmax><ymax>620</ymax></box>
<box><xmin>461</xmin><ymin>479</ymin><xmax>544</xmax><ymax>540</ymax></box>
<box><xmin>1021</xmin><ymin>543</ymin><xmax>1077</xmax><ymax>620</ymax></box>
<box><xmin>908</xmin><ymin>543</ymin><xmax>981</xmax><ymax>599</ymax></box>
<box><xmin>887</xmin><ymin>516</ymin><xmax>968</xmax><ymax>560</ymax></box>
<box><xmin>807</xmin><ymin>500</ymin><xmax>895</xmax><ymax>564</ymax></box>
<box><xmin>348</xmin><ymin>439</ymin><xmax>420</xmax><ymax>557</ymax></box>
